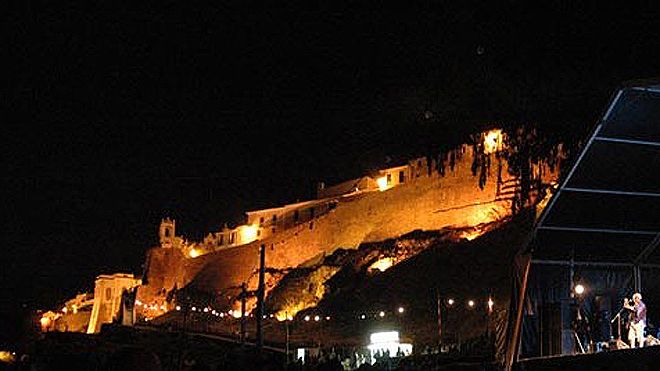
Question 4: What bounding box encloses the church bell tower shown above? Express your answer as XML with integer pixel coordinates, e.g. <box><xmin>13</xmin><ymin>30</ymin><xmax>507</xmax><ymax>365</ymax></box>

<box><xmin>159</xmin><ymin>218</ymin><xmax>176</xmax><ymax>248</ymax></box>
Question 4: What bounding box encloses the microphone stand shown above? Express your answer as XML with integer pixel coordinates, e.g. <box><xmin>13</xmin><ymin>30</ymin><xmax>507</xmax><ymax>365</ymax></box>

<box><xmin>610</xmin><ymin>302</ymin><xmax>630</xmax><ymax>348</ymax></box>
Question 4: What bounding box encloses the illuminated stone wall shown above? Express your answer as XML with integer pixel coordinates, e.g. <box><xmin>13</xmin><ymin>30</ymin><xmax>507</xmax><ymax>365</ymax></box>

<box><xmin>138</xmin><ymin>133</ymin><xmax>561</xmax><ymax>312</ymax></box>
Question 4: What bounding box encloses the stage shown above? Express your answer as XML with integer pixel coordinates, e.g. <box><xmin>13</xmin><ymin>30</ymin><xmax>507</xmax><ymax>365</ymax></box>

<box><xmin>515</xmin><ymin>344</ymin><xmax>660</xmax><ymax>371</ymax></box>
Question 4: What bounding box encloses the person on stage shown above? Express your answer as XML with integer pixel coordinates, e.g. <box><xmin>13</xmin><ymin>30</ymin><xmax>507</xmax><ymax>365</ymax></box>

<box><xmin>623</xmin><ymin>292</ymin><xmax>647</xmax><ymax>348</ymax></box>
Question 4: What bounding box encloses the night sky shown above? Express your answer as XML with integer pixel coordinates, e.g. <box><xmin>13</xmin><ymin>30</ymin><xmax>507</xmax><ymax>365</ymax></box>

<box><xmin>4</xmin><ymin>2</ymin><xmax>660</xmax><ymax>345</ymax></box>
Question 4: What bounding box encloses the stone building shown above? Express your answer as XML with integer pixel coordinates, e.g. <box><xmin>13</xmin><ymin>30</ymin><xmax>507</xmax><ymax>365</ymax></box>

<box><xmin>86</xmin><ymin>273</ymin><xmax>141</xmax><ymax>333</ymax></box>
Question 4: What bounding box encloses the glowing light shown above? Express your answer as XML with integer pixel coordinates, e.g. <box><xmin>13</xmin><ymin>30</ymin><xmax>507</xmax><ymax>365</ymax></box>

<box><xmin>304</xmin><ymin>315</ymin><xmax>310</xmax><ymax>322</ymax></box>
<box><xmin>447</xmin><ymin>299</ymin><xmax>455</xmax><ymax>306</ymax></box>
<box><xmin>360</xmin><ymin>314</ymin><xmax>366</xmax><ymax>320</ymax></box>
<box><xmin>398</xmin><ymin>307</ymin><xmax>405</xmax><ymax>313</ymax></box>
<box><xmin>368</xmin><ymin>331</ymin><xmax>413</xmax><ymax>361</ymax></box>
<box><xmin>62</xmin><ymin>307</ymin><xmax>68</xmax><ymax>314</ymax></box>
<box><xmin>160</xmin><ymin>305</ymin><xmax>166</xmax><ymax>311</ymax></box>
<box><xmin>369</xmin><ymin>257</ymin><xmax>394</xmax><ymax>272</ymax></box>
<box><xmin>376</xmin><ymin>176</ymin><xmax>389</xmax><ymax>191</ymax></box>
<box><xmin>191</xmin><ymin>306</ymin><xmax>197</xmax><ymax>311</ymax></box>
<box><xmin>287</xmin><ymin>315</ymin><xmax>293</xmax><ymax>321</ymax></box>
<box><xmin>483</xmin><ymin>129</ymin><xmax>503</xmax><ymax>154</ymax></box>
<box><xmin>0</xmin><ymin>350</ymin><xmax>16</xmax><ymax>364</ymax></box>
<box><xmin>39</xmin><ymin>316</ymin><xmax>50</xmax><ymax>327</ymax></box>
<box><xmin>175</xmin><ymin>305</ymin><xmax>181</xmax><ymax>311</ymax></box>
<box><xmin>574</xmin><ymin>284</ymin><xmax>585</xmax><ymax>295</ymax></box>
<box><xmin>370</xmin><ymin>331</ymin><xmax>399</xmax><ymax>344</ymax></box>
<box><xmin>189</xmin><ymin>248</ymin><xmax>201</xmax><ymax>258</ymax></box>
<box><xmin>458</xmin><ymin>228</ymin><xmax>486</xmax><ymax>241</ymax></box>
<box><xmin>379</xmin><ymin>311</ymin><xmax>385</xmax><ymax>318</ymax></box>
<box><xmin>487</xmin><ymin>298</ymin><xmax>494</xmax><ymax>312</ymax></box>
<box><xmin>314</xmin><ymin>315</ymin><xmax>320</xmax><ymax>322</ymax></box>
<box><xmin>232</xmin><ymin>310</ymin><xmax>242</xmax><ymax>319</ymax></box>
<box><xmin>325</xmin><ymin>316</ymin><xmax>331</xmax><ymax>321</ymax></box>
<box><xmin>468</xmin><ymin>300</ymin><xmax>475</xmax><ymax>308</ymax></box>
<box><xmin>239</xmin><ymin>224</ymin><xmax>259</xmax><ymax>244</ymax></box>
<box><xmin>275</xmin><ymin>303</ymin><xmax>309</xmax><ymax>321</ymax></box>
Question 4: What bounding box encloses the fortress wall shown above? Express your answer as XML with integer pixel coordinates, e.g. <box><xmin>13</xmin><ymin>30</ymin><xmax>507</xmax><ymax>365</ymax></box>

<box><xmin>136</xmin><ymin>244</ymin><xmax>202</xmax><ymax>306</ymax></box>
<box><xmin>179</xmin><ymin>146</ymin><xmax>558</xmax><ymax>306</ymax></box>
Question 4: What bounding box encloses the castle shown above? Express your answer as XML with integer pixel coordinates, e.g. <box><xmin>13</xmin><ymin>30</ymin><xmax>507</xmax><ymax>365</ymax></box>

<box><xmin>42</xmin><ymin>128</ymin><xmax>563</xmax><ymax>331</ymax></box>
<box><xmin>157</xmin><ymin>131</ymin><xmax>482</xmax><ymax>259</ymax></box>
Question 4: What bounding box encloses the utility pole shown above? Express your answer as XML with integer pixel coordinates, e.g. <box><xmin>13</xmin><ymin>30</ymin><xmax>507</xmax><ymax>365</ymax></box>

<box><xmin>285</xmin><ymin>311</ymin><xmax>290</xmax><ymax>369</ymax></box>
<box><xmin>436</xmin><ymin>290</ymin><xmax>442</xmax><ymax>347</ymax></box>
<box><xmin>240</xmin><ymin>282</ymin><xmax>247</xmax><ymax>343</ymax></box>
<box><xmin>256</xmin><ymin>243</ymin><xmax>266</xmax><ymax>350</ymax></box>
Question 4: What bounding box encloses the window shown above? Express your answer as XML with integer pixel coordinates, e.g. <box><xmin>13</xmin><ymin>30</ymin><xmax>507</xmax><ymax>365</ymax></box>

<box><xmin>294</xmin><ymin>210</ymin><xmax>299</xmax><ymax>222</ymax></box>
<box><xmin>310</xmin><ymin>207</ymin><xmax>315</xmax><ymax>218</ymax></box>
<box><xmin>386</xmin><ymin>173</ymin><xmax>392</xmax><ymax>185</ymax></box>
<box><xmin>272</xmin><ymin>215</ymin><xmax>277</xmax><ymax>223</ymax></box>
<box><xmin>105</xmin><ymin>288</ymin><xmax>112</xmax><ymax>301</ymax></box>
<box><xmin>399</xmin><ymin>171</ymin><xmax>405</xmax><ymax>183</ymax></box>
<box><xmin>164</xmin><ymin>228</ymin><xmax>170</xmax><ymax>237</ymax></box>
<box><xmin>229</xmin><ymin>233</ymin><xmax>235</xmax><ymax>244</ymax></box>
<box><xmin>259</xmin><ymin>217</ymin><xmax>264</xmax><ymax>224</ymax></box>
<box><xmin>219</xmin><ymin>234</ymin><xmax>224</xmax><ymax>245</ymax></box>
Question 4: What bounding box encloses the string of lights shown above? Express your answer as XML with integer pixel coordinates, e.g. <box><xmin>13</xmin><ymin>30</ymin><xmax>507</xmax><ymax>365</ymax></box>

<box><xmin>132</xmin><ymin>296</ymin><xmax>497</xmax><ymax>324</ymax></box>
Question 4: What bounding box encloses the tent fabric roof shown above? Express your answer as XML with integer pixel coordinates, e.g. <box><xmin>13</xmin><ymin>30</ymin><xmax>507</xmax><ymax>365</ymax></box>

<box><xmin>529</xmin><ymin>84</ymin><xmax>660</xmax><ymax>265</ymax></box>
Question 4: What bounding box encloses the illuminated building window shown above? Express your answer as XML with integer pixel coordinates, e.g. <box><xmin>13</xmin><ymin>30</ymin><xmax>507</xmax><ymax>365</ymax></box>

<box><xmin>399</xmin><ymin>171</ymin><xmax>405</xmax><ymax>183</ymax></box>
<box><xmin>105</xmin><ymin>288</ymin><xmax>112</xmax><ymax>301</ymax></box>
<box><xmin>386</xmin><ymin>173</ymin><xmax>392</xmax><ymax>185</ymax></box>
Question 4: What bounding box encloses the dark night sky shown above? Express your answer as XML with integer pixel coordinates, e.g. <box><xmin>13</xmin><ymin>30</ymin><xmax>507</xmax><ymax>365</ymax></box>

<box><xmin>3</xmin><ymin>2</ymin><xmax>660</xmax><ymax>344</ymax></box>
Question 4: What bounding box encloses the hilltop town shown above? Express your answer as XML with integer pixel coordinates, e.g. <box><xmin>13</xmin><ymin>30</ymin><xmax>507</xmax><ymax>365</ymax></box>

<box><xmin>40</xmin><ymin>128</ymin><xmax>562</xmax><ymax>335</ymax></box>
